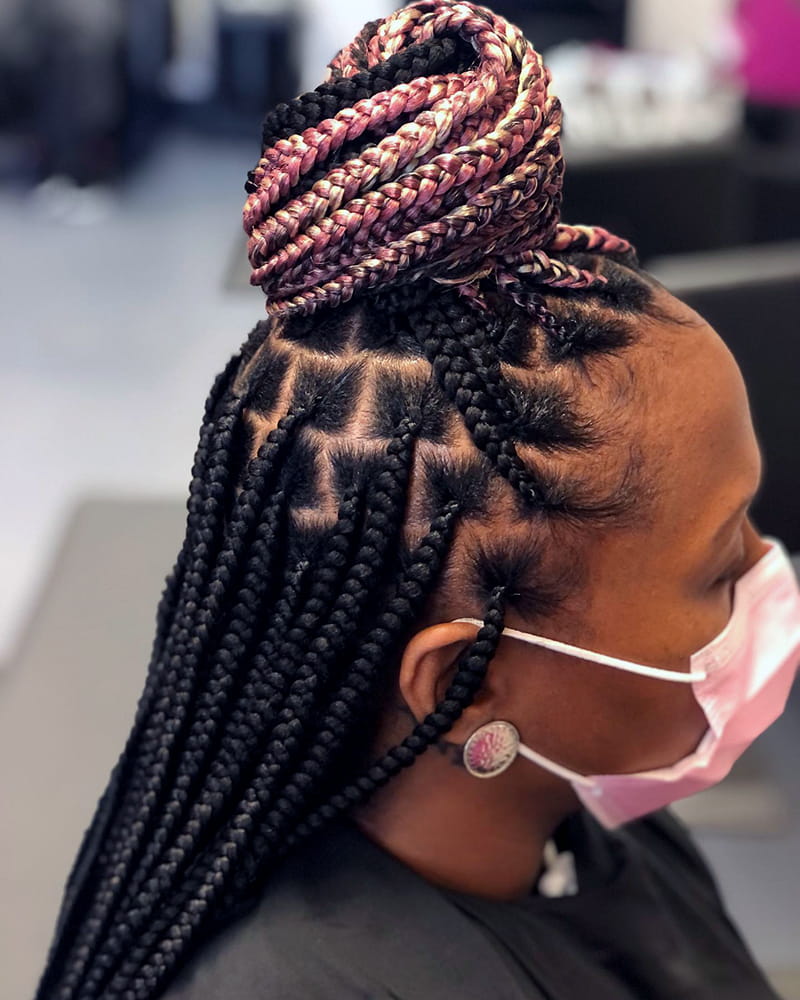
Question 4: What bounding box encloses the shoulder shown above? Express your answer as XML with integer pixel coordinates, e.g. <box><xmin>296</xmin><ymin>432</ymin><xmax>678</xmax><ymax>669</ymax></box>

<box><xmin>623</xmin><ymin>808</ymin><xmax>751</xmax><ymax>928</ymax></box>
<box><xmin>159</xmin><ymin>820</ymin><xmax>537</xmax><ymax>1000</ymax></box>
<box><xmin>158</xmin><ymin>822</ymin><xmax>409</xmax><ymax>999</ymax></box>
<box><xmin>628</xmin><ymin>808</ymin><xmax>723</xmax><ymax>890</ymax></box>
<box><xmin>160</xmin><ymin>927</ymin><xmax>366</xmax><ymax>1000</ymax></box>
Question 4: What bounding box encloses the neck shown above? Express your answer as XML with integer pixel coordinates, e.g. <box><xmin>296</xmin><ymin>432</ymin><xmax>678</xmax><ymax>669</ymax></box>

<box><xmin>350</xmin><ymin>750</ymin><xmax>579</xmax><ymax>901</ymax></box>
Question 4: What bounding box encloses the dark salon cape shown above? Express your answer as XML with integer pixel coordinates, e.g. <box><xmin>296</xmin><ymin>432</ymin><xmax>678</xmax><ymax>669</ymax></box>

<box><xmin>160</xmin><ymin>809</ymin><xmax>781</xmax><ymax>1000</ymax></box>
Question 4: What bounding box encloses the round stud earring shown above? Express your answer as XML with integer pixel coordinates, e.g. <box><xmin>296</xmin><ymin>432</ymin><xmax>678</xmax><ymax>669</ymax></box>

<box><xmin>462</xmin><ymin>720</ymin><xmax>521</xmax><ymax>778</ymax></box>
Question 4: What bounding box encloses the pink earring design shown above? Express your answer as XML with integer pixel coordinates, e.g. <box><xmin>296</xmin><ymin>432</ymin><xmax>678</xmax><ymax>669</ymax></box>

<box><xmin>462</xmin><ymin>721</ymin><xmax>521</xmax><ymax>778</ymax></box>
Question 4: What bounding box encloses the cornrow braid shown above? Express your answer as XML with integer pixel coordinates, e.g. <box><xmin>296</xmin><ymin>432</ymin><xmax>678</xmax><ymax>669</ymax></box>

<box><xmin>36</xmin><ymin>3</ymin><xmax>664</xmax><ymax>998</ymax></box>
<box><xmin>408</xmin><ymin>288</ymin><xmax>572</xmax><ymax>512</ymax></box>
<box><xmin>366</xmin><ymin>282</ymin><xmax>632</xmax><ymax>523</ymax></box>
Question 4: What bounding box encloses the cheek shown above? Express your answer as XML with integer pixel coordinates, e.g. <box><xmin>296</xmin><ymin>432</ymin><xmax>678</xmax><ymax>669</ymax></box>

<box><xmin>609</xmin><ymin>681</ymin><xmax>709</xmax><ymax>773</ymax></box>
<box><xmin>516</xmin><ymin>657</ymin><xmax>709</xmax><ymax>776</ymax></box>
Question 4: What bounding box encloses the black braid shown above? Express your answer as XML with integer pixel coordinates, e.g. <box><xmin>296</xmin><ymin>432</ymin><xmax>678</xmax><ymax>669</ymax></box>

<box><xmin>406</xmin><ymin>290</ymin><xmax>618</xmax><ymax>518</ymax></box>
<box><xmin>82</xmin><ymin>418</ymin><xmax>420</xmax><ymax>995</ymax></box>
<box><xmin>245</xmin><ymin>36</ymin><xmax>476</xmax><ymax>206</ymax></box>
<box><xmin>226</xmin><ymin>501</ymin><xmax>459</xmax><ymax>906</ymax></box>
<box><xmin>52</xmin><ymin>402</ymin><xmax>314</xmax><ymax>998</ymax></box>
<box><xmin>79</xmin><ymin>484</ymin><xmax>350</xmax><ymax>994</ymax></box>
<box><xmin>38</xmin><ymin>337</ymin><xmax>257</xmax><ymax>987</ymax></box>
<box><xmin>88</xmin><ymin>496</ymin><xmax>457</xmax><ymax>996</ymax></box>
<box><xmin>108</xmin><ymin>503</ymin><xmax>469</xmax><ymax>998</ymax></box>
<box><xmin>255</xmin><ymin>35</ymin><xmax>473</xmax><ymax>153</ymax></box>
<box><xmin>224</xmin><ymin>496</ymin><xmax>464</xmax><ymax>904</ymax></box>
<box><xmin>293</xmin><ymin>581</ymin><xmax>508</xmax><ymax>837</ymax></box>
<box><xmin>408</xmin><ymin>286</ymin><xmax>639</xmax><ymax>524</ymax></box>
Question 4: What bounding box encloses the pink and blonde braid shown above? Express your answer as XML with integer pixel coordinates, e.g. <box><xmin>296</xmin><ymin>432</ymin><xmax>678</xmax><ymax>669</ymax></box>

<box><xmin>243</xmin><ymin>0</ymin><xmax>632</xmax><ymax>318</ymax></box>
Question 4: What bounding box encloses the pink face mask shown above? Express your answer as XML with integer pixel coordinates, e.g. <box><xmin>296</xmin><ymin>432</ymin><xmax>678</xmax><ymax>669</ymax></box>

<box><xmin>452</xmin><ymin>536</ymin><xmax>800</xmax><ymax>829</ymax></box>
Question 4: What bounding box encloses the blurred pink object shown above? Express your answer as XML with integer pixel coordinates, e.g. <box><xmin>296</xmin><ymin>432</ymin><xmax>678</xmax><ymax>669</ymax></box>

<box><xmin>736</xmin><ymin>0</ymin><xmax>800</xmax><ymax>104</ymax></box>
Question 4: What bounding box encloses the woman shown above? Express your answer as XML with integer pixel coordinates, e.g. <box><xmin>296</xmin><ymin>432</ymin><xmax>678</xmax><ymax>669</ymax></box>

<box><xmin>35</xmin><ymin>2</ymin><xmax>800</xmax><ymax>998</ymax></box>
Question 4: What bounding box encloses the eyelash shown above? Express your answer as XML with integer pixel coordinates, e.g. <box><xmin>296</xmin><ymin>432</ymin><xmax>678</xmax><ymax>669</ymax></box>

<box><xmin>714</xmin><ymin>554</ymin><xmax>746</xmax><ymax>587</ymax></box>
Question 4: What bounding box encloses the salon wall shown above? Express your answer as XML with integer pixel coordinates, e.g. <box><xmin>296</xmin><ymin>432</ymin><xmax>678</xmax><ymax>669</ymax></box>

<box><xmin>627</xmin><ymin>0</ymin><xmax>735</xmax><ymax>53</ymax></box>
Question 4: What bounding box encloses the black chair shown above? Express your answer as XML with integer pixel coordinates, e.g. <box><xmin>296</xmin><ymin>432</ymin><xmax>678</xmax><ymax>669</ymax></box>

<box><xmin>561</xmin><ymin>141</ymin><xmax>747</xmax><ymax>261</ymax></box>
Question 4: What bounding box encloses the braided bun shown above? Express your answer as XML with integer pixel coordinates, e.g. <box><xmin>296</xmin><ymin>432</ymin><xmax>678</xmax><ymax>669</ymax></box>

<box><xmin>243</xmin><ymin>0</ymin><xmax>631</xmax><ymax>318</ymax></box>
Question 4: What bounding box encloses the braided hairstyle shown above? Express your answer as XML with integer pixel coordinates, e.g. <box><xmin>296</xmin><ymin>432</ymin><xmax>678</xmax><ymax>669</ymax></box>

<box><xmin>36</xmin><ymin>3</ymin><xmax>668</xmax><ymax>998</ymax></box>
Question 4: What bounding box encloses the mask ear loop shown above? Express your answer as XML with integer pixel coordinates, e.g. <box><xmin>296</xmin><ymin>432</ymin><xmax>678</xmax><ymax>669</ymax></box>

<box><xmin>451</xmin><ymin>617</ymin><xmax>708</xmax><ymax>683</ymax></box>
<box><xmin>462</xmin><ymin>720</ymin><xmax>596</xmax><ymax>787</ymax></box>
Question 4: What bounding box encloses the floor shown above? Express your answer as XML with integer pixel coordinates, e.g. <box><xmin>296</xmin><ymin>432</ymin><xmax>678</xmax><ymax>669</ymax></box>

<box><xmin>1</xmin><ymin>128</ymin><xmax>798</xmax><ymax>999</ymax></box>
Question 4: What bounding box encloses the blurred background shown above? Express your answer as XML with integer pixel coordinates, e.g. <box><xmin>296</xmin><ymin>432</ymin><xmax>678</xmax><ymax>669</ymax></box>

<box><xmin>1</xmin><ymin>0</ymin><xmax>799</xmax><ymax>997</ymax></box>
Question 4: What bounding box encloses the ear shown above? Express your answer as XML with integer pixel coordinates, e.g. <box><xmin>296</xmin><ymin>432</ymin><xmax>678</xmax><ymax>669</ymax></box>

<box><xmin>398</xmin><ymin>621</ymin><xmax>507</xmax><ymax>745</ymax></box>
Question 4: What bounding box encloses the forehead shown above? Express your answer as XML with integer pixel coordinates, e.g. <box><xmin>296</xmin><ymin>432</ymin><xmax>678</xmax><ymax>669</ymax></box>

<box><xmin>631</xmin><ymin>288</ymin><xmax>760</xmax><ymax>506</ymax></box>
<box><xmin>498</xmin><ymin>287</ymin><xmax>762</xmax><ymax>639</ymax></box>
<box><xmin>576</xmin><ymin>286</ymin><xmax>763</xmax><ymax>611</ymax></box>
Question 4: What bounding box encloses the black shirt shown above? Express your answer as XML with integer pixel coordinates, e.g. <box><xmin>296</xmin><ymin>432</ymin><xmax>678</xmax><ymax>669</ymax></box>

<box><xmin>160</xmin><ymin>809</ymin><xmax>782</xmax><ymax>999</ymax></box>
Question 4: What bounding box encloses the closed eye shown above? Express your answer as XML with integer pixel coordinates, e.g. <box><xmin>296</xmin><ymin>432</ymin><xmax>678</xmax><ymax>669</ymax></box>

<box><xmin>713</xmin><ymin>551</ymin><xmax>749</xmax><ymax>613</ymax></box>
<box><xmin>714</xmin><ymin>566</ymin><xmax>739</xmax><ymax>587</ymax></box>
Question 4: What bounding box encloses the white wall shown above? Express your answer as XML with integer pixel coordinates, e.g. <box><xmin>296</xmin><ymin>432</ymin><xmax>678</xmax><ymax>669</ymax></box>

<box><xmin>627</xmin><ymin>0</ymin><xmax>736</xmax><ymax>54</ymax></box>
